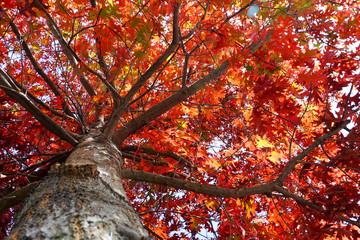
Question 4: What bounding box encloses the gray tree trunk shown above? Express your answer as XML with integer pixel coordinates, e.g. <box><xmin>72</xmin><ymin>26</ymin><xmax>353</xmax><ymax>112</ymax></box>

<box><xmin>6</xmin><ymin>132</ymin><xmax>151</xmax><ymax>240</ymax></box>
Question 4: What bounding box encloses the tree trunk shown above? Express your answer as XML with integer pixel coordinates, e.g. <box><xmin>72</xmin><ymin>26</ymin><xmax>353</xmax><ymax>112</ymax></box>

<box><xmin>6</xmin><ymin>132</ymin><xmax>151</xmax><ymax>240</ymax></box>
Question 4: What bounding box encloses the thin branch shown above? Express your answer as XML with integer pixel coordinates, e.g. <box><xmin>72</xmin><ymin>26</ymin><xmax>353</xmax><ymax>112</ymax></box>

<box><xmin>274</xmin><ymin>185</ymin><xmax>360</xmax><ymax>228</ymax></box>
<box><xmin>275</xmin><ymin>120</ymin><xmax>349</xmax><ymax>185</ymax></box>
<box><xmin>297</xmin><ymin>160</ymin><xmax>360</xmax><ymax>173</ymax></box>
<box><xmin>181</xmin><ymin>0</ymin><xmax>209</xmax><ymax>40</ymax></box>
<box><xmin>288</xmin><ymin>88</ymin><xmax>312</xmax><ymax>163</ymax></box>
<box><xmin>1</xmin><ymin>145</ymin><xmax>29</xmax><ymax>168</ymax></box>
<box><xmin>224</xmin><ymin>0</ymin><xmax>256</xmax><ymax>23</ymax></box>
<box><xmin>217</xmin><ymin>198</ymin><xmax>237</xmax><ymax>236</ymax></box>
<box><xmin>270</xmin><ymin>196</ymin><xmax>300</xmax><ymax>239</ymax></box>
<box><xmin>341</xmin><ymin>83</ymin><xmax>353</xmax><ymax>121</ymax></box>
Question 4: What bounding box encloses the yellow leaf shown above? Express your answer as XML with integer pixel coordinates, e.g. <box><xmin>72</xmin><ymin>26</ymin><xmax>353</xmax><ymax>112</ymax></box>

<box><xmin>204</xmin><ymin>200</ymin><xmax>217</xmax><ymax>211</ymax></box>
<box><xmin>255</xmin><ymin>136</ymin><xmax>274</xmax><ymax>148</ymax></box>
<box><xmin>205</xmin><ymin>157</ymin><xmax>221</xmax><ymax>169</ymax></box>
<box><xmin>268</xmin><ymin>151</ymin><xmax>281</xmax><ymax>164</ymax></box>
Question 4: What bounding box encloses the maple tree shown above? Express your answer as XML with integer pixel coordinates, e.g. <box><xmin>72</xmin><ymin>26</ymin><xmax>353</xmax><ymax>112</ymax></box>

<box><xmin>0</xmin><ymin>0</ymin><xmax>359</xmax><ymax>239</ymax></box>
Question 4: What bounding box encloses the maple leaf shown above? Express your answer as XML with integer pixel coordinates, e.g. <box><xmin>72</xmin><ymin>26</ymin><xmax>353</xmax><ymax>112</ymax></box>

<box><xmin>255</xmin><ymin>136</ymin><xmax>274</xmax><ymax>149</ymax></box>
<box><xmin>0</xmin><ymin>0</ymin><xmax>359</xmax><ymax>239</ymax></box>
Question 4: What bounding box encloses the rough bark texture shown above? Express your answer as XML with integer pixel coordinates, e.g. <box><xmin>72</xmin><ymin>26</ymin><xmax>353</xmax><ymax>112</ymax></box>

<box><xmin>6</xmin><ymin>133</ymin><xmax>151</xmax><ymax>240</ymax></box>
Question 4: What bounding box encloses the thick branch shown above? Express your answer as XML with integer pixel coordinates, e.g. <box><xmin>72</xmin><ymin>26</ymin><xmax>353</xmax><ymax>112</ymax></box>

<box><xmin>7</xmin><ymin>15</ymin><xmax>74</xmax><ymax>117</ymax></box>
<box><xmin>274</xmin><ymin>185</ymin><xmax>322</xmax><ymax>211</ymax></box>
<box><xmin>0</xmin><ymin>69</ymin><xmax>78</xmax><ymax>145</ymax></box>
<box><xmin>247</xmin><ymin>32</ymin><xmax>272</xmax><ymax>53</ymax></box>
<box><xmin>0</xmin><ymin>152</ymin><xmax>72</xmax><ymax>213</ymax></box>
<box><xmin>112</xmin><ymin>60</ymin><xmax>229</xmax><ymax>144</ymax></box>
<box><xmin>38</xmin><ymin>9</ymin><xmax>122</xmax><ymax>101</ymax></box>
<box><xmin>121</xmin><ymin>151</ymin><xmax>169</xmax><ymax>166</ymax></box>
<box><xmin>36</xmin><ymin>0</ymin><xmax>122</xmax><ymax>105</ymax></box>
<box><xmin>103</xmin><ymin>4</ymin><xmax>181</xmax><ymax>138</ymax></box>
<box><xmin>121</xmin><ymin>168</ymin><xmax>274</xmax><ymax>198</ymax></box>
<box><xmin>337</xmin><ymin>215</ymin><xmax>360</xmax><ymax>228</ymax></box>
<box><xmin>9</xmin><ymin>74</ymin><xmax>74</xmax><ymax>120</ymax></box>
<box><xmin>34</xmin><ymin>0</ymin><xmax>97</xmax><ymax>97</ymax></box>
<box><xmin>122</xmin><ymin>145</ymin><xmax>194</xmax><ymax>169</ymax></box>
<box><xmin>121</xmin><ymin>4</ymin><xmax>180</xmax><ymax>105</ymax></box>
<box><xmin>0</xmin><ymin>183</ymin><xmax>38</xmax><ymax>213</ymax></box>
<box><xmin>275</xmin><ymin>120</ymin><xmax>350</xmax><ymax>185</ymax></box>
<box><xmin>20</xmin><ymin>151</ymin><xmax>71</xmax><ymax>174</ymax></box>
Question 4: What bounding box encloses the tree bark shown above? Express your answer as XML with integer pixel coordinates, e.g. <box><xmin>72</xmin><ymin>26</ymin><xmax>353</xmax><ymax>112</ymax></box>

<box><xmin>6</xmin><ymin>132</ymin><xmax>151</xmax><ymax>240</ymax></box>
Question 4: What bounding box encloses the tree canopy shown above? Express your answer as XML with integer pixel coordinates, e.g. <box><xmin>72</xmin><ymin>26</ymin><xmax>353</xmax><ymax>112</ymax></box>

<box><xmin>0</xmin><ymin>0</ymin><xmax>359</xmax><ymax>239</ymax></box>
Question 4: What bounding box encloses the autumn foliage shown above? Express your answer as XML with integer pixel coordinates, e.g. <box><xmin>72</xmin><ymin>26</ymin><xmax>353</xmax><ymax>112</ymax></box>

<box><xmin>0</xmin><ymin>0</ymin><xmax>359</xmax><ymax>239</ymax></box>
